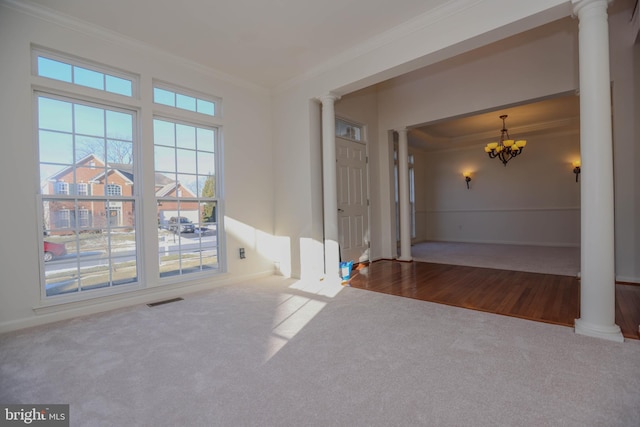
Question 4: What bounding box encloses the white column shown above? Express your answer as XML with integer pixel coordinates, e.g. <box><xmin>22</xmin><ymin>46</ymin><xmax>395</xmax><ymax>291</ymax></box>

<box><xmin>572</xmin><ymin>0</ymin><xmax>623</xmax><ymax>342</ymax></box>
<box><xmin>397</xmin><ymin>128</ymin><xmax>412</xmax><ymax>262</ymax></box>
<box><xmin>320</xmin><ymin>94</ymin><xmax>341</xmax><ymax>281</ymax></box>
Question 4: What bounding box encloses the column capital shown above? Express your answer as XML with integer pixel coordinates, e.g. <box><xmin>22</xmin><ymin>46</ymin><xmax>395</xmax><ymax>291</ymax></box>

<box><xmin>571</xmin><ymin>0</ymin><xmax>611</xmax><ymax>17</ymax></box>
<box><xmin>318</xmin><ymin>93</ymin><xmax>341</xmax><ymax>105</ymax></box>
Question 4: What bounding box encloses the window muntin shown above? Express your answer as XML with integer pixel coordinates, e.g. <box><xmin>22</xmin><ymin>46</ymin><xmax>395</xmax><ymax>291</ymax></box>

<box><xmin>38</xmin><ymin>93</ymin><xmax>138</xmax><ymax>297</ymax></box>
<box><xmin>36</xmin><ymin>54</ymin><xmax>134</xmax><ymax>97</ymax></box>
<box><xmin>153</xmin><ymin>86</ymin><xmax>216</xmax><ymax>117</ymax></box>
<box><xmin>154</xmin><ymin>118</ymin><xmax>218</xmax><ymax>278</ymax></box>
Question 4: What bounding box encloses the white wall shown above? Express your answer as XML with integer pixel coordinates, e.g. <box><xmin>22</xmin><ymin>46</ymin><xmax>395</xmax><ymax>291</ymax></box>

<box><xmin>298</xmin><ymin>2</ymin><xmax>638</xmax><ymax>280</ymax></box>
<box><xmin>418</xmin><ymin>132</ymin><xmax>580</xmax><ymax>246</ymax></box>
<box><xmin>609</xmin><ymin>0</ymin><xmax>640</xmax><ymax>283</ymax></box>
<box><xmin>273</xmin><ymin>0</ymin><xmax>572</xmax><ymax>276</ymax></box>
<box><xmin>0</xmin><ymin>4</ymin><xmax>276</xmax><ymax>331</ymax></box>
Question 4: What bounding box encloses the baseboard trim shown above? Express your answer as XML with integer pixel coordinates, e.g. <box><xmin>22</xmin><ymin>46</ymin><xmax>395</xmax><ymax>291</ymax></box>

<box><xmin>615</xmin><ymin>276</ymin><xmax>640</xmax><ymax>285</ymax></box>
<box><xmin>0</xmin><ymin>270</ymin><xmax>275</xmax><ymax>334</ymax></box>
<box><xmin>425</xmin><ymin>238</ymin><xmax>579</xmax><ymax>248</ymax></box>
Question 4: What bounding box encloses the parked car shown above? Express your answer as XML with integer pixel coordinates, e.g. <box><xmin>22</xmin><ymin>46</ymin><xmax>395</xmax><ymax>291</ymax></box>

<box><xmin>44</xmin><ymin>241</ymin><xmax>67</xmax><ymax>262</ymax></box>
<box><xmin>169</xmin><ymin>216</ymin><xmax>195</xmax><ymax>233</ymax></box>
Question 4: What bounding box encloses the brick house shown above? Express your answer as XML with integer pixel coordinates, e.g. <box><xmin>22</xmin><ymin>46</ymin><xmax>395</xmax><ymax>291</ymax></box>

<box><xmin>42</xmin><ymin>154</ymin><xmax>200</xmax><ymax>234</ymax></box>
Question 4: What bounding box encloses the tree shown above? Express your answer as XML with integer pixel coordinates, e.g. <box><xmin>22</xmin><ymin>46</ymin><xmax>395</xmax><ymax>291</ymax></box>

<box><xmin>201</xmin><ymin>175</ymin><xmax>216</xmax><ymax>223</ymax></box>
<box><xmin>77</xmin><ymin>138</ymin><xmax>133</xmax><ymax>164</ymax></box>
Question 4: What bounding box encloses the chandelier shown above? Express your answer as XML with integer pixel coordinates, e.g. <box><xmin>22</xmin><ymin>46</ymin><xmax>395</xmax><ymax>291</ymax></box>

<box><xmin>484</xmin><ymin>115</ymin><xmax>527</xmax><ymax>166</ymax></box>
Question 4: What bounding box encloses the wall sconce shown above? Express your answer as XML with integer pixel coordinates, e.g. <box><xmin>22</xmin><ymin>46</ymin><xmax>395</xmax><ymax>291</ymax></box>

<box><xmin>463</xmin><ymin>172</ymin><xmax>472</xmax><ymax>189</ymax></box>
<box><xmin>573</xmin><ymin>160</ymin><xmax>581</xmax><ymax>182</ymax></box>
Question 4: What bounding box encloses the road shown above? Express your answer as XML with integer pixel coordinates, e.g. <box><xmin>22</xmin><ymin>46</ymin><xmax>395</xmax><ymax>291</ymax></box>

<box><xmin>46</xmin><ymin>232</ymin><xmax>217</xmax><ymax>272</ymax></box>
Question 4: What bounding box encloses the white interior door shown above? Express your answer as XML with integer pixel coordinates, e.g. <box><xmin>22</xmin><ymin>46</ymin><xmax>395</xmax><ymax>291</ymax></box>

<box><xmin>336</xmin><ymin>137</ymin><xmax>369</xmax><ymax>263</ymax></box>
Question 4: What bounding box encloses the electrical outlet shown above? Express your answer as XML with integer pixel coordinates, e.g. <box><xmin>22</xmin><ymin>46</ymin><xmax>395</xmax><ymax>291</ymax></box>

<box><xmin>239</xmin><ymin>248</ymin><xmax>246</xmax><ymax>259</ymax></box>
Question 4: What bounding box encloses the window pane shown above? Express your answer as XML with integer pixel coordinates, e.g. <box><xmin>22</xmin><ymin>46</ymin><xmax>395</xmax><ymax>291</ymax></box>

<box><xmin>74</xmin><ymin>104</ymin><xmax>105</xmax><ymax>137</ymax></box>
<box><xmin>196</xmin><ymin>99</ymin><xmax>215</xmax><ymax>116</ymax></box>
<box><xmin>38</xmin><ymin>92</ymin><xmax>137</xmax><ymax>299</ymax></box>
<box><xmin>39</xmin><ymin>131</ymin><xmax>73</xmax><ymax>165</ymax></box>
<box><xmin>155</xmin><ymin>116</ymin><xmax>218</xmax><ymax>279</ymax></box>
<box><xmin>74</xmin><ymin>67</ymin><xmax>105</xmax><ymax>91</ymax></box>
<box><xmin>107</xmin><ymin>139</ymin><xmax>134</xmax><ymax>166</ymax></box>
<box><xmin>153</xmin><ymin>120</ymin><xmax>175</xmax><ymax>147</ymax></box>
<box><xmin>106</xmin><ymin>110</ymin><xmax>133</xmax><ymax>140</ymax></box>
<box><xmin>176</xmin><ymin>124</ymin><xmax>196</xmax><ymax>149</ymax></box>
<box><xmin>154</xmin><ymin>146</ymin><xmax>176</xmax><ymax>173</ymax></box>
<box><xmin>154</xmin><ymin>88</ymin><xmax>175</xmax><ymax>107</ymax></box>
<box><xmin>197</xmin><ymin>152</ymin><xmax>215</xmax><ymax>176</ymax></box>
<box><xmin>106</xmin><ymin>75</ymin><xmax>132</xmax><ymax>96</ymax></box>
<box><xmin>177</xmin><ymin>174</ymin><xmax>197</xmax><ymax>197</ymax></box>
<box><xmin>39</xmin><ymin>97</ymin><xmax>73</xmax><ymax>133</ymax></box>
<box><xmin>112</xmin><ymin>254</ymin><xmax>137</xmax><ymax>286</ymax></box>
<box><xmin>197</xmin><ymin>128</ymin><xmax>215</xmax><ymax>152</ymax></box>
<box><xmin>38</xmin><ymin>57</ymin><xmax>72</xmax><ymax>82</ymax></box>
<box><xmin>176</xmin><ymin>94</ymin><xmax>197</xmax><ymax>112</ymax></box>
<box><xmin>199</xmin><ymin>176</ymin><xmax>216</xmax><ymax>199</ymax></box>
<box><xmin>37</xmin><ymin>54</ymin><xmax>134</xmax><ymax>98</ymax></box>
<box><xmin>176</xmin><ymin>149</ymin><xmax>197</xmax><ymax>174</ymax></box>
<box><xmin>75</xmin><ymin>166</ymin><xmax>99</xmax><ymax>189</ymax></box>
<box><xmin>76</xmin><ymin>136</ymin><xmax>106</xmax><ymax>163</ymax></box>
<box><xmin>40</xmin><ymin>164</ymin><xmax>63</xmax><ymax>186</ymax></box>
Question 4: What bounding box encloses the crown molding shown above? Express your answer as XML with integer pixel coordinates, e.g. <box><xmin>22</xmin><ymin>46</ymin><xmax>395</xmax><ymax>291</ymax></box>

<box><xmin>0</xmin><ymin>0</ymin><xmax>269</xmax><ymax>95</ymax></box>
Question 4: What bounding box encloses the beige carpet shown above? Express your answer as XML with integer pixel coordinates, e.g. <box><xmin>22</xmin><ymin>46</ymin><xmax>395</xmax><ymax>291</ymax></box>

<box><xmin>412</xmin><ymin>241</ymin><xmax>580</xmax><ymax>277</ymax></box>
<box><xmin>1</xmin><ymin>276</ymin><xmax>639</xmax><ymax>426</ymax></box>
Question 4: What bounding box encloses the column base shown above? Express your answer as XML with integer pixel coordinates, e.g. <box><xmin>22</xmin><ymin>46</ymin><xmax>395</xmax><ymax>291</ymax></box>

<box><xmin>574</xmin><ymin>318</ymin><xmax>624</xmax><ymax>342</ymax></box>
<box><xmin>397</xmin><ymin>256</ymin><xmax>413</xmax><ymax>262</ymax></box>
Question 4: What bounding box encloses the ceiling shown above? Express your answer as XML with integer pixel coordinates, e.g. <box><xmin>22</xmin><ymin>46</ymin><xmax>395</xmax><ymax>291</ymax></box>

<box><xmin>24</xmin><ymin>0</ymin><xmax>452</xmax><ymax>89</ymax></box>
<box><xmin>408</xmin><ymin>93</ymin><xmax>581</xmax><ymax>152</ymax></box>
<box><xmin>21</xmin><ymin>0</ymin><xmax>582</xmax><ymax>145</ymax></box>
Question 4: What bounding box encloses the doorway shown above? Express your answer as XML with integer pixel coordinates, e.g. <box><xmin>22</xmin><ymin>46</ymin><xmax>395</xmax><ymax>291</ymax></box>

<box><xmin>336</xmin><ymin>120</ymin><xmax>370</xmax><ymax>263</ymax></box>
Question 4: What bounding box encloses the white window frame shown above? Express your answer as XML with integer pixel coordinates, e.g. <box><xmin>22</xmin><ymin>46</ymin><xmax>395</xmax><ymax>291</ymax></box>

<box><xmin>35</xmin><ymin>90</ymin><xmax>141</xmax><ymax>302</ymax></box>
<box><xmin>154</xmin><ymin>114</ymin><xmax>222</xmax><ymax>280</ymax></box>
<box><xmin>153</xmin><ymin>80</ymin><xmax>220</xmax><ymax>118</ymax></box>
<box><xmin>32</xmin><ymin>48</ymin><xmax>138</xmax><ymax>99</ymax></box>
<box><xmin>336</xmin><ymin>118</ymin><xmax>363</xmax><ymax>142</ymax></box>
<box><xmin>32</xmin><ymin>48</ymin><xmax>226</xmax><ymax>305</ymax></box>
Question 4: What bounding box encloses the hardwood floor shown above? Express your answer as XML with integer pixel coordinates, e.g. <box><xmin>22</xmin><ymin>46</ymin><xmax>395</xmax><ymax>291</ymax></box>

<box><xmin>348</xmin><ymin>260</ymin><xmax>640</xmax><ymax>340</ymax></box>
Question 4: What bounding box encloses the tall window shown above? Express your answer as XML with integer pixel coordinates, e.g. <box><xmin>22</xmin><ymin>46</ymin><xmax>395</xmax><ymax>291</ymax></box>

<box><xmin>394</xmin><ymin>147</ymin><xmax>416</xmax><ymax>242</ymax></box>
<box><xmin>34</xmin><ymin>48</ymin><xmax>225</xmax><ymax>301</ymax></box>
<box><xmin>154</xmin><ymin>117</ymin><xmax>219</xmax><ymax>278</ymax></box>
<box><xmin>38</xmin><ymin>93</ymin><xmax>138</xmax><ymax>297</ymax></box>
<box><xmin>409</xmin><ymin>154</ymin><xmax>416</xmax><ymax>239</ymax></box>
